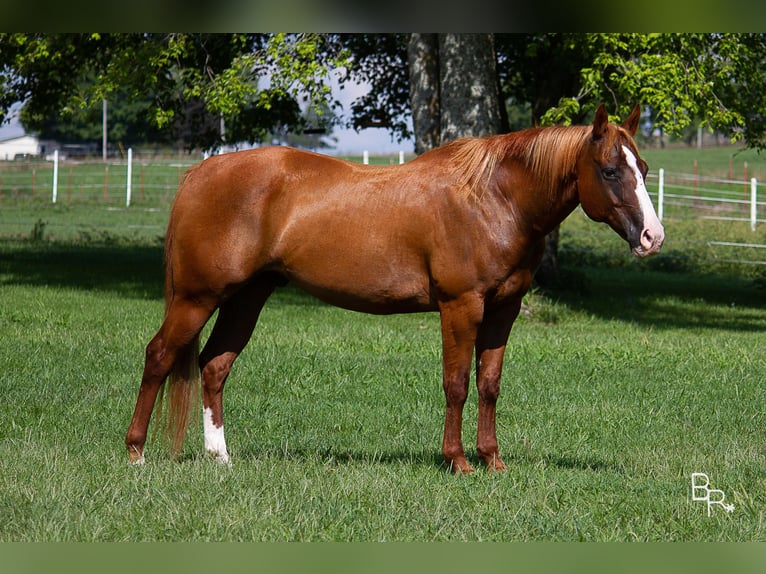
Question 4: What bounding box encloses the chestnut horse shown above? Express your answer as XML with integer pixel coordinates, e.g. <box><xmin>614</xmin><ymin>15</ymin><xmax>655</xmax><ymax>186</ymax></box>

<box><xmin>125</xmin><ymin>104</ymin><xmax>664</xmax><ymax>473</ymax></box>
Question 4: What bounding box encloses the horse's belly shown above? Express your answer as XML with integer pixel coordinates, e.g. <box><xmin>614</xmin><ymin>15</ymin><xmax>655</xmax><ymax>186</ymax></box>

<box><xmin>283</xmin><ymin>261</ymin><xmax>435</xmax><ymax>315</ymax></box>
<box><xmin>269</xmin><ymin>197</ymin><xmax>439</xmax><ymax>313</ymax></box>
<box><xmin>300</xmin><ymin>286</ymin><xmax>435</xmax><ymax>314</ymax></box>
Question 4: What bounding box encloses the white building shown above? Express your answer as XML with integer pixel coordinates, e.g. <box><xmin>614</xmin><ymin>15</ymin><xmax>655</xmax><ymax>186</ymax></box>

<box><xmin>0</xmin><ymin>133</ymin><xmax>41</xmax><ymax>160</ymax></box>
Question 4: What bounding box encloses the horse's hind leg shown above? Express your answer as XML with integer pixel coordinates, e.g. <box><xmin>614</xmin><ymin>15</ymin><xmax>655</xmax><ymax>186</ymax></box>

<box><xmin>199</xmin><ymin>279</ymin><xmax>276</xmax><ymax>464</ymax></box>
<box><xmin>125</xmin><ymin>298</ymin><xmax>213</xmax><ymax>463</ymax></box>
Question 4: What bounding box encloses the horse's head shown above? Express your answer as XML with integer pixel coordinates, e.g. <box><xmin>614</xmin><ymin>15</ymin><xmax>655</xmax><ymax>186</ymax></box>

<box><xmin>577</xmin><ymin>104</ymin><xmax>665</xmax><ymax>257</ymax></box>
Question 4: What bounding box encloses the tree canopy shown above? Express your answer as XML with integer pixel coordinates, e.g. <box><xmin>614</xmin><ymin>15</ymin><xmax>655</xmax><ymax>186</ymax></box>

<box><xmin>537</xmin><ymin>33</ymin><xmax>766</xmax><ymax>148</ymax></box>
<box><xmin>2</xmin><ymin>33</ymin><xmax>765</xmax><ymax>150</ymax></box>
<box><xmin>0</xmin><ymin>33</ymin><xmax>350</xmax><ymax>149</ymax></box>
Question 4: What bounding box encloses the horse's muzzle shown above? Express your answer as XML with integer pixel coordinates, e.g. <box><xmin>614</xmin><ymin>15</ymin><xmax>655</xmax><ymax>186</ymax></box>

<box><xmin>631</xmin><ymin>224</ymin><xmax>665</xmax><ymax>257</ymax></box>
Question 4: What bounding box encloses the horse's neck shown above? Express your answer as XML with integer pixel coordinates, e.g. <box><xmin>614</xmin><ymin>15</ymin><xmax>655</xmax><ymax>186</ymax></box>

<box><xmin>534</xmin><ymin>185</ymin><xmax>579</xmax><ymax>238</ymax></box>
<box><xmin>500</xmin><ymin>161</ymin><xmax>580</xmax><ymax>238</ymax></box>
<box><xmin>496</xmin><ymin>127</ymin><xmax>585</xmax><ymax>236</ymax></box>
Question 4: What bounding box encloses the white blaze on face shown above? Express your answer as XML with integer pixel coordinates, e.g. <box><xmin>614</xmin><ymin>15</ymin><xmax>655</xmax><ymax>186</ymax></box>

<box><xmin>203</xmin><ymin>407</ymin><xmax>230</xmax><ymax>464</ymax></box>
<box><xmin>621</xmin><ymin>145</ymin><xmax>665</xmax><ymax>255</ymax></box>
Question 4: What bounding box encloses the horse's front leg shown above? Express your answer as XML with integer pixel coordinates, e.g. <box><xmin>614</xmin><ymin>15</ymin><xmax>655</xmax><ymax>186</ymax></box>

<box><xmin>475</xmin><ymin>299</ymin><xmax>521</xmax><ymax>472</ymax></box>
<box><xmin>438</xmin><ymin>295</ymin><xmax>483</xmax><ymax>474</ymax></box>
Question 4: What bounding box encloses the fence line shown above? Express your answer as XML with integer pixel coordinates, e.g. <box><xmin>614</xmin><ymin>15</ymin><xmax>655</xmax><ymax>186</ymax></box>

<box><xmin>38</xmin><ymin>148</ymin><xmax>405</xmax><ymax>205</ymax></box>
<box><xmin>647</xmin><ymin>169</ymin><xmax>762</xmax><ymax>231</ymax></box>
<box><xmin>45</xmin><ymin>148</ymin><xmax>190</xmax><ymax>207</ymax></box>
<box><xmin>2</xmin><ymin>153</ymin><xmax>765</xmax><ymax>266</ymax></box>
<box><xmin>1</xmin><ymin>154</ymin><xmax>762</xmax><ymax>232</ymax></box>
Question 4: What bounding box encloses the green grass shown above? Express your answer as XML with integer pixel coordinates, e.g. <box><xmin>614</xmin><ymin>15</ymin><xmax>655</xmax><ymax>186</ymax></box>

<box><xmin>561</xmin><ymin>210</ymin><xmax>766</xmax><ymax>277</ymax></box>
<box><xmin>1</xmin><ymin>233</ymin><xmax>765</xmax><ymax>541</ymax></box>
<box><xmin>0</xmin><ymin>203</ymin><xmax>168</xmax><ymax>244</ymax></box>
<box><xmin>640</xmin><ymin>143</ymin><xmax>766</xmax><ymax>180</ymax></box>
<box><xmin>1</xmin><ymin>147</ymin><xmax>765</xmax><ymax>541</ymax></box>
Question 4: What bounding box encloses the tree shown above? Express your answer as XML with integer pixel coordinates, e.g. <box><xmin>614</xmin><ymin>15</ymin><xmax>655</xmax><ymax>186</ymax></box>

<box><xmin>407</xmin><ymin>34</ymin><xmax>506</xmax><ymax>153</ymax></box>
<box><xmin>494</xmin><ymin>33</ymin><xmax>599</xmax><ymax>127</ymax></box>
<box><xmin>0</xmin><ymin>33</ymin><xmax>350</xmax><ymax>150</ymax></box>
<box><xmin>338</xmin><ymin>34</ymin><xmax>411</xmax><ymax>142</ymax></box>
<box><xmin>19</xmin><ymin>88</ymin><xmax>168</xmax><ymax>146</ymax></box>
<box><xmin>538</xmin><ymin>33</ymin><xmax>766</xmax><ymax>148</ymax></box>
<box><xmin>344</xmin><ymin>33</ymin><xmax>766</xmax><ymax>151</ymax></box>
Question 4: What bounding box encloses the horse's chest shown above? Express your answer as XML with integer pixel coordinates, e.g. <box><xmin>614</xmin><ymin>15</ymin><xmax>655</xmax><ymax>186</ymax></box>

<box><xmin>490</xmin><ymin>268</ymin><xmax>534</xmax><ymax>306</ymax></box>
<box><xmin>487</xmin><ymin>238</ymin><xmax>544</xmax><ymax>305</ymax></box>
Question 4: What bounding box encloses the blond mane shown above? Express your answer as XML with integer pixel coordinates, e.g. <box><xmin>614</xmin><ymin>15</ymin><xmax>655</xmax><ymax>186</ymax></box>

<box><xmin>447</xmin><ymin>126</ymin><xmax>593</xmax><ymax>198</ymax></box>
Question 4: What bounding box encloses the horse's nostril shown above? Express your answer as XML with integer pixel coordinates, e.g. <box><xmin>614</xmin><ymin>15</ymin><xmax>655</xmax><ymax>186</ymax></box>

<box><xmin>639</xmin><ymin>225</ymin><xmax>665</xmax><ymax>253</ymax></box>
<box><xmin>639</xmin><ymin>228</ymin><xmax>660</xmax><ymax>252</ymax></box>
<box><xmin>642</xmin><ymin>228</ymin><xmax>654</xmax><ymax>245</ymax></box>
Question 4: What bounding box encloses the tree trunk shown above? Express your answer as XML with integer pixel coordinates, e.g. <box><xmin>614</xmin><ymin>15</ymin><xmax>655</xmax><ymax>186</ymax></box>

<box><xmin>407</xmin><ymin>33</ymin><xmax>503</xmax><ymax>152</ymax></box>
<box><xmin>438</xmin><ymin>33</ymin><xmax>504</xmax><ymax>142</ymax></box>
<box><xmin>534</xmin><ymin>227</ymin><xmax>560</xmax><ymax>288</ymax></box>
<box><xmin>407</xmin><ymin>34</ymin><xmax>441</xmax><ymax>155</ymax></box>
<box><xmin>406</xmin><ymin>33</ymin><xmax>560</xmax><ymax>285</ymax></box>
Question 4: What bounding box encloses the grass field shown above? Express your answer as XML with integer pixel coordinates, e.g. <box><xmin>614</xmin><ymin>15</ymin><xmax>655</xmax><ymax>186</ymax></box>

<box><xmin>0</xmin><ymin>146</ymin><xmax>765</xmax><ymax>542</ymax></box>
<box><xmin>640</xmin><ymin>143</ymin><xmax>766</xmax><ymax>180</ymax></box>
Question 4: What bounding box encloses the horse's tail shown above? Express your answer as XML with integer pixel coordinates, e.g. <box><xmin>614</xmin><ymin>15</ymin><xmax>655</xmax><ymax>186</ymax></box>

<box><xmin>153</xmin><ymin>212</ymin><xmax>201</xmax><ymax>459</ymax></box>
<box><xmin>156</xmin><ymin>334</ymin><xmax>200</xmax><ymax>458</ymax></box>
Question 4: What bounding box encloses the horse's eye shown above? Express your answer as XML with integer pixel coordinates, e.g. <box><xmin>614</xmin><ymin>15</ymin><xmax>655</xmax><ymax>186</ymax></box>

<box><xmin>602</xmin><ymin>167</ymin><xmax>619</xmax><ymax>180</ymax></box>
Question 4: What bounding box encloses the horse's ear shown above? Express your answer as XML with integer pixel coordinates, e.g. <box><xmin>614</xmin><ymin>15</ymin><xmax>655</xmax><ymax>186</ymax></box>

<box><xmin>621</xmin><ymin>104</ymin><xmax>641</xmax><ymax>136</ymax></box>
<box><xmin>592</xmin><ymin>104</ymin><xmax>608</xmax><ymax>140</ymax></box>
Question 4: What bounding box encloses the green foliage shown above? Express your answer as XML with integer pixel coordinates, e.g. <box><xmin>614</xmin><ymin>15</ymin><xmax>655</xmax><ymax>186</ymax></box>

<box><xmin>4</xmin><ymin>33</ymin><xmax>766</xmax><ymax>152</ymax></box>
<box><xmin>345</xmin><ymin>33</ymin><xmax>766</xmax><ymax>150</ymax></box>
<box><xmin>496</xmin><ymin>33</ymin><xmax>599</xmax><ymax>126</ymax></box>
<box><xmin>340</xmin><ymin>34</ymin><xmax>412</xmax><ymax>140</ymax></box>
<box><xmin>540</xmin><ymin>34</ymin><xmax>766</xmax><ymax>149</ymax></box>
<box><xmin>0</xmin><ymin>33</ymin><xmax>351</xmax><ymax>150</ymax></box>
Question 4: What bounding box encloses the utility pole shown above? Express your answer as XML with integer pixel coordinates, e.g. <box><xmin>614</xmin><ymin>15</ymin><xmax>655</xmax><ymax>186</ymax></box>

<box><xmin>102</xmin><ymin>99</ymin><xmax>107</xmax><ymax>161</ymax></box>
<box><xmin>220</xmin><ymin>112</ymin><xmax>225</xmax><ymax>154</ymax></box>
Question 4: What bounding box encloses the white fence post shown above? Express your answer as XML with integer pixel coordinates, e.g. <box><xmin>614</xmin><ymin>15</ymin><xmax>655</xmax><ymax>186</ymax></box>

<box><xmin>751</xmin><ymin>177</ymin><xmax>757</xmax><ymax>231</ymax></box>
<box><xmin>126</xmin><ymin>148</ymin><xmax>132</xmax><ymax>207</ymax></box>
<box><xmin>51</xmin><ymin>149</ymin><xmax>59</xmax><ymax>204</ymax></box>
<box><xmin>657</xmin><ymin>168</ymin><xmax>664</xmax><ymax>221</ymax></box>
<box><xmin>399</xmin><ymin>150</ymin><xmax>404</xmax><ymax>164</ymax></box>
<box><xmin>362</xmin><ymin>150</ymin><xmax>369</xmax><ymax>165</ymax></box>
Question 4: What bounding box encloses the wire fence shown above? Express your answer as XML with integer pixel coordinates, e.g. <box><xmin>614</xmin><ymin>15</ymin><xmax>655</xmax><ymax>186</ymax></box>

<box><xmin>0</xmin><ymin>155</ymin><xmax>194</xmax><ymax>208</ymax></box>
<box><xmin>2</xmin><ymin>157</ymin><xmax>763</xmax><ymax>213</ymax></box>
<box><xmin>645</xmin><ymin>169</ymin><xmax>764</xmax><ymax>230</ymax></box>
<box><xmin>0</xmin><ymin>149</ymin><xmax>408</xmax><ymax>208</ymax></box>
<box><xmin>1</xmin><ymin>154</ymin><xmax>765</xmax><ymax>265</ymax></box>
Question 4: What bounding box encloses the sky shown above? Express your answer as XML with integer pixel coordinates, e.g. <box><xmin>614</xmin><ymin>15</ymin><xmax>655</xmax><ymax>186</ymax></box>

<box><xmin>331</xmin><ymin>123</ymin><xmax>412</xmax><ymax>156</ymax></box>
<box><xmin>0</xmin><ymin>104</ymin><xmax>24</xmax><ymax>140</ymax></box>
<box><xmin>327</xmin><ymin>77</ymin><xmax>413</xmax><ymax>155</ymax></box>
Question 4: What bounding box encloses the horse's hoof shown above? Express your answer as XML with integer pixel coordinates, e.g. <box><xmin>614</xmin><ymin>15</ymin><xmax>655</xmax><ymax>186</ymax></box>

<box><xmin>448</xmin><ymin>459</ymin><xmax>475</xmax><ymax>475</ymax></box>
<box><xmin>129</xmin><ymin>454</ymin><xmax>145</xmax><ymax>465</ymax></box>
<box><xmin>128</xmin><ymin>446</ymin><xmax>145</xmax><ymax>465</ymax></box>
<box><xmin>487</xmin><ymin>460</ymin><xmax>508</xmax><ymax>473</ymax></box>
<box><xmin>207</xmin><ymin>450</ymin><xmax>232</xmax><ymax>466</ymax></box>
